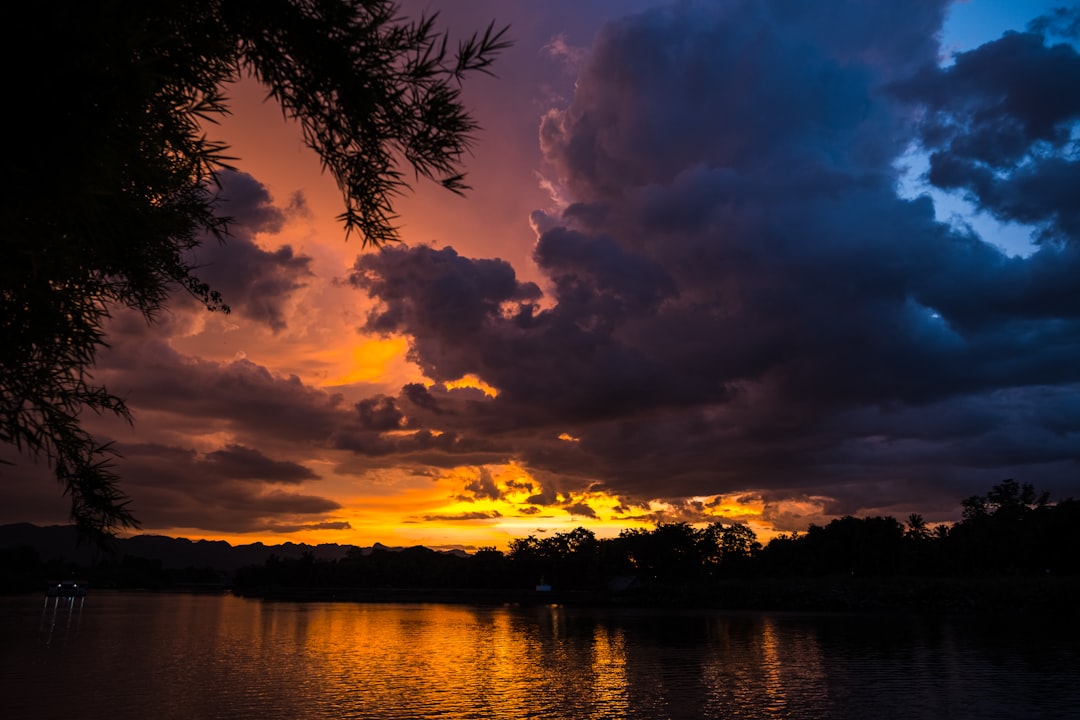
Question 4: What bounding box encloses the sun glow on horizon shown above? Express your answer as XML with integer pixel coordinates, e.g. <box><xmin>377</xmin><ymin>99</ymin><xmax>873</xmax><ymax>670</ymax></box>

<box><xmin>125</xmin><ymin>486</ymin><xmax>791</xmax><ymax>551</ymax></box>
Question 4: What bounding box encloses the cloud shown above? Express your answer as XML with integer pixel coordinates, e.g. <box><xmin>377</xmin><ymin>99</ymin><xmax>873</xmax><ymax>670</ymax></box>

<box><xmin>415</xmin><ymin>511</ymin><xmax>503</xmax><ymax>523</ymax></box>
<box><xmin>187</xmin><ymin>170</ymin><xmax>314</xmax><ymax>331</ymax></box>
<box><xmin>84</xmin><ymin>442</ymin><xmax>341</xmax><ymax>533</ymax></box>
<box><xmin>462</xmin><ymin>467</ymin><xmax>504</xmax><ymax>501</ymax></box>
<box><xmin>891</xmin><ymin>23</ymin><xmax>1080</xmax><ymax>242</ymax></box>
<box><xmin>564</xmin><ymin>502</ymin><xmax>597</xmax><ymax>519</ymax></box>
<box><xmin>538</xmin><ymin>0</ymin><xmax>942</xmax><ymax>202</ymax></box>
<box><xmin>1</xmin><ymin>331</ymin><xmax>354</xmax><ymax>531</ymax></box>
<box><xmin>96</xmin><ymin>329</ymin><xmax>349</xmax><ymax>446</ymax></box>
<box><xmin>543</xmin><ymin>33</ymin><xmax>588</xmax><ymax>74</ymax></box>
<box><xmin>199</xmin><ymin>444</ymin><xmax>318</xmax><ymax>484</ymax></box>
<box><xmin>1027</xmin><ymin>6</ymin><xmax>1080</xmax><ymax>41</ymax></box>
<box><xmin>351</xmin><ymin>244</ymin><xmax>543</xmax><ymax>384</ymax></box>
<box><xmin>0</xmin><ymin>306</ymin><xmax>368</xmax><ymax>531</ymax></box>
<box><xmin>268</xmin><ymin>521</ymin><xmax>353</xmax><ymax>533</ymax></box>
<box><xmin>344</xmin><ymin>0</ymin><xmax>1080</xmax><ymax>519</ymax></box>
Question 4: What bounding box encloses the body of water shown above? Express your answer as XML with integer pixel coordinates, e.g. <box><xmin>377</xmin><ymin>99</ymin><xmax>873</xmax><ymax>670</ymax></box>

<box><xmin>1</xmin><ymin>591</ymin><xmax>1077</xmax><ymax>719</ymax></box>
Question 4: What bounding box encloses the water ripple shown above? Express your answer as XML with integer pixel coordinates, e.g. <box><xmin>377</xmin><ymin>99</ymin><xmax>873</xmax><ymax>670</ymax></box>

<box><xmin>2</xmin><ymin>595</ymin><xmax>1077</xmax><ymax>719</ymax></box>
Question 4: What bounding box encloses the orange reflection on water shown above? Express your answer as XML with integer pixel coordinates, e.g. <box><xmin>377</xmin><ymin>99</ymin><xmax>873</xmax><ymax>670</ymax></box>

<box><xmin>756</xmin><ymin>615</ymin><xmax>829</xmax><ymax>717</ymax></box>
<box><xmin>287</xmin><ymin>603</ymin><xmax>638</xmax><ymax>718</ymax></box>
<box><xmin>250</xmin><ymin>603</ymin><xmax>839</xmax><ymax>719</ymax></box>
<box><xmin>589</xmin><ymin>622</ymin><xmax>630</xmax><ymax>714</ymax></box>
<box><xmin>759</xmin><ymin>616</ymin><xmax>788</xmax><ymax>716</ymax></box>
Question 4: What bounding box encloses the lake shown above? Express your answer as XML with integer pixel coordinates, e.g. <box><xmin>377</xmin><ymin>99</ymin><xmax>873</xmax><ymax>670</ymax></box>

<box><xmin>2</xmin><ymin>591</ymin><xmax>1077</xmax><ymax>719</ymax></box>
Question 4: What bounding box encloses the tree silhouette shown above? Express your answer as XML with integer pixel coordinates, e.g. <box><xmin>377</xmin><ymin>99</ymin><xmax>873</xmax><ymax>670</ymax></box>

<box><xmin>717</xmin><ymin>522</ymin><xmax>762</xmax><ymax>576</ymax></box>
<box><xmin>1</xmin><ymin>1</ymin><xmax>508</xmax><ymax>539</ymax></box>
<box><xmin>951</xmin><ymin>479</ymin><xmax>1063</xmax><ymax>574</ymax></box>
<box><xmin>507</xmin><ymin>527</ymin><xmax>601</xmax><ymax>588</ymax></box>
<box><xmin>961</xmin><ymin>479</ymin><xmax>1049</xmax><ymax>523</ymax></box>
<box><xmin>905</xmin><ymin>513</ymin><xmax>930</xmax><ymax>541</ymax></box>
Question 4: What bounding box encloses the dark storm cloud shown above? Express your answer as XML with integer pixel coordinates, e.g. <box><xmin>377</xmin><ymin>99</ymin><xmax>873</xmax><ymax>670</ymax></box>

<box><xmin>345</xmin><ymin>0</ymin><xmax>1080</xmax><ymax>520</ymax></box>
<box><xmin>1028</xmin><ymin>6</ymin><xmax>1080</xmax><ymax>39</ymax></box>
<box><xmin>352</xmin><ymin>243</ymin><xmax>695</xmax><ymax>422</ymax></box>
<box><xmin>355</xmin><ymin>395</ymin><xmax>406</xmax><ymax>431</ymax></box>
<box><xmin>538</xmin><ymin>0</ymin><xmax>945</xmax><ymax>202</ymax></box>
<box><xmin>118</xmin><ymin>444</ymin><xmax>341</xmax><ymax>535</ymax></box>
<box><xmin>96</xmin><ymin>331</ymin><xmax>348</xmax><ymax>445</ymax></box>
<box><xmin>187</xmin><ymin>170</ymin><xmax>314</xmax><ymax>331</ymax></box>
<box><xmin>330</xmin><ymin>424</ymin><xmax>510</xmax><ymax>468</ymax></box>
<box><xmin>215</xmin><ymin>168</ymin><xmax>290</xmax><ymax>231</ymax></box>
<box><xmin>69</xmin><ymin>442</ymin><xmax>343</xmax><ymax>533</ymax></box>
<box><xmin>329</xmin><ymin>382</ymin><xmax>516</xmax><ymax>472</ymax></box>
<box><xmin>0</xmin><ymin>242</ymin><xmax>375</xmax><ymax>529</ymax></box>
<box><xmin>351</xmin><ymin>244</ymin><xmax>543</xmax><ymax>383</ymax></box>
<box><xmin>31</xmin><ymin>320</ymin><xmax>365</xmax><ymax>531</ymax></box>
<box><xmin>200</xmin><ymin>444</ymin><xmax>318</xmax><ymax>483</ymax></box>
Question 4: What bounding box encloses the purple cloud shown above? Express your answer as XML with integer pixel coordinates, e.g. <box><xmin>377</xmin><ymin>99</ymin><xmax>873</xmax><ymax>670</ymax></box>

<box><xmin>187</xmin><ymin>170</ymin><xmax>314</xmax><ymax>331</ymax></box>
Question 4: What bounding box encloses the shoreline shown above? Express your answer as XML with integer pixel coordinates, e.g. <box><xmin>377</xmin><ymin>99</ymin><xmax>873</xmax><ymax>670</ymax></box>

<box><xmin>230</xmin><ymin>575</ymin><xmax>1080</xmax><ymax>614</ymax></box>
<box><xmin>12</xmin><ymin>574</ymin><xmax>1077</xmax><ymax>615</ymax></box>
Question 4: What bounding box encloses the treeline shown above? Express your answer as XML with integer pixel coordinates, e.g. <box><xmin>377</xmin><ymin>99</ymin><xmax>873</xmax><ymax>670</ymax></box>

<box><xmin>4</xmin><ymin>480</ymin><xmax>1077</xmax><ymax>603</ymax></box>
<box><xmin>232</xmin><ymin>480</ymin><xmax>1080</xmax><ymax>595</ymax></box>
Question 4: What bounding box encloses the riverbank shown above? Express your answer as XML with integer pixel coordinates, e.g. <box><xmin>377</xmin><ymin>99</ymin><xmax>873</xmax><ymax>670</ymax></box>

<box><xmin>233</xmin><ymin>575</ymin><xmax>1080</xmax><ymax>614</ymax></box>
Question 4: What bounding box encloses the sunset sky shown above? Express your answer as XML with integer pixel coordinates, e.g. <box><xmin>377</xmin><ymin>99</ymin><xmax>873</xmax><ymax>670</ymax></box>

<box><xmin>3</xmin><ymin>0</ymin><xmax>1079</xmax><ymax>552</ymax></box>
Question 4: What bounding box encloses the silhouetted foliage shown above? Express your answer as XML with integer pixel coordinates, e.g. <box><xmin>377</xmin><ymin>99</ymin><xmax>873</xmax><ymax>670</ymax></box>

<box><xmin>948</xmin><ymin>479</ymin><xmax>1069</xmax><ymax>575</ymax></box>
<box><xmin>7</xmin><ymin>480</ymin><xmax>1076</xmax><ymax>606</ymax></box>
<box><xmin>710</xmin><ymin>521</ymin><xmax>763</xmax><ymax>577</ymax></box>
<box><xmin>507</xmin><ymin>527</ymin><xmax>602</xmax><ymax>588</ymax></box>
<box><xmin>225</xmin><ymin>484</ymin><xmax>1080</xmax><ymax>598</ymax></box>
<box><xmin>800</xmin><ymin>515</ymin><xmax>907</xmax><ymax>576</ymax></box>
<box><xmin>755</xmin><ymin>479</ymin><xmax>1078</xmax><ymax>579</ymax></box>
<box><xmin>1</xmin><ymin>1</ymin><xmax>508</xmax><ymax>540</ymax></box>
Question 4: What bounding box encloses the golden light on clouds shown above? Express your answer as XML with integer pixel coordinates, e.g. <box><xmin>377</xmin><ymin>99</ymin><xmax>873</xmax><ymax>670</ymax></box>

<box><xmin>443</xmin><ymin>374</ymin><xmax>499</xmax><ymax>397</ymax></box>
<box><xmin>318</xmin><ymin>463</ymin><xmax>775</xmax><ymax>549</ymax></box>
<box><xmin>132</xmin><ymin>466</ymin><xmax>785</xmax><ymax>551</ymax></box>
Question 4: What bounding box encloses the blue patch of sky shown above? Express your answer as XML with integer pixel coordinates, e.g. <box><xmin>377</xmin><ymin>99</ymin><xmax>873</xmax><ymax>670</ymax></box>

<box><xmin>895</xmin><ymin>0</ymin><xmax>1076</xmax><ymax>257</ymax></box>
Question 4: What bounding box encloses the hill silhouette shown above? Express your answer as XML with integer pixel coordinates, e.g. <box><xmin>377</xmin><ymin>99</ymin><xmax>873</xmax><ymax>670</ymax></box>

<box><xmin>0</xmin><ymin>523</ymin><xmax>461</xmax><ymax>573</ymax></box>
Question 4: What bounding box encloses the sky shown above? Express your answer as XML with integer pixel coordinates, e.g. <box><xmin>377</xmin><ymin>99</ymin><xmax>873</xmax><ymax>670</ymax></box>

<box><xmin>3</xmin><ymin>0</ymin><xmax>1079</xmax><ymax>551</ymax></box>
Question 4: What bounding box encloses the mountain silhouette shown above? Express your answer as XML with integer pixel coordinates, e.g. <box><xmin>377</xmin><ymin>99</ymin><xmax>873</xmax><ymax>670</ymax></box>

<box><xmin>0</xmin><ymin>524</ymin><xmax>465</xmax><ymax>573</ymax></box>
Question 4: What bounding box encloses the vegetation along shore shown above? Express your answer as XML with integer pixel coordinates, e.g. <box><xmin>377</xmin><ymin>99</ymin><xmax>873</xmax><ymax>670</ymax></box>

<box><xmin>4</xmin><ymin>481</ymin><xmax>1077</xmax><ymax>614</ymax></box>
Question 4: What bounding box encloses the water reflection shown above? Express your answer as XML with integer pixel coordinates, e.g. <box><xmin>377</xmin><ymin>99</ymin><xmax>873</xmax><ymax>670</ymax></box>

<box><xmin>39</xmin><ymin>595</ymin><xmax>85</xmax><ymax>646</ymax></box>
<box><xmin>590</xmin><ymin>623</ymin><xmax>629</xmax><ymax>715</ymax></box>
<box><xmin>1</xmin><ymin>593</ymin><xmax>1077</xmax><ymax>719</ymax></box>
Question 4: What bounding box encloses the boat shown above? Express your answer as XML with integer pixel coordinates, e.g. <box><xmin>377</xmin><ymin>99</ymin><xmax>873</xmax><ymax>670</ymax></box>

<box><xmin>45</xmin><ymin>580</ymin><xmax>88</xmax><ymax>598</ymax></box>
